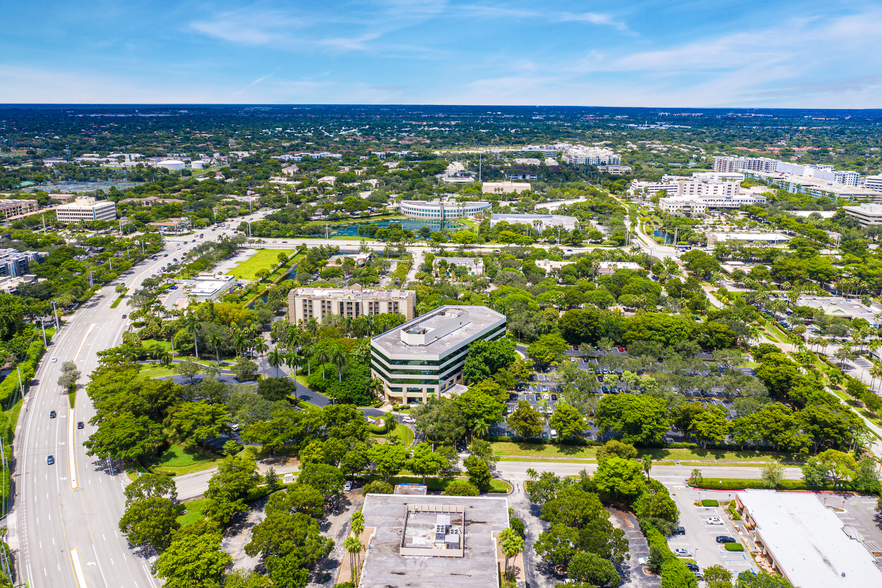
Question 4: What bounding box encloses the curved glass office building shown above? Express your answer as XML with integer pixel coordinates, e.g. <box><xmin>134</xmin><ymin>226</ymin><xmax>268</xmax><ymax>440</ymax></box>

<box><xmin>399</xmin><ymin>199</ymin><xmax>491</xmax><ymax>221</ymax></box>
<box><xmin>370</xmin><ymin>305</ymin><xmax>507</xmax><ymax>404</ymax></box>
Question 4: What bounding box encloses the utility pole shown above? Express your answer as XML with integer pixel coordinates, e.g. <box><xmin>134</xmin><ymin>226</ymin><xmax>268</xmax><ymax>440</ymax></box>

<box><xmin>52</xmin><ymin>301</ymin><xmax>60</xmax><ymax>330</ymax></box>
<box><xmin>40</xmin><ymin>318</ymin><xmax>47</xmax><ymax>346</ymax></box>
<box><xmin>42</xmin><ymin>215</ymin><xmax>46</xmax><ymax>231</ymax></box>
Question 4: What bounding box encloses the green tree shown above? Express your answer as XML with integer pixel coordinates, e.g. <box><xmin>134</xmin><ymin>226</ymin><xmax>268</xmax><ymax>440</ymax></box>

<box><xmin>166</xmin><ymin>402</ymin><xmax>230</xmax><ymax>444</ymax></box>
<box><xmin>443</xmin><ymin>479</ymin><xmax>480</xmax><ymax>496</ymax></box>
<box><xmin>594</xmin><ymin>457</ymin><xmax>646</xmax><ymax>501</ymax></box>
<box><xmin>368</xmin><ymin>443</ymin><xmax>409</xmax><ymax>482</ymax></box>
<box><xmin>527</xmin><ymin>333</ymin><xmax>569</xmax><ymax>368</ymax></box>
<box><xmin>704</xmin><ymin>565</ymin><xmax>733</xmax><ymax>588</ymax></box>
<box><xmin>84</xmin><ymin>412</ymin><xmax>165</xmax><ymax>463</ymax></box>
<box><xmin>463</xmin><ymin>455</ymin><xmax>493</xmax><ymax>490</ymax></box>
<box><xmin>204</xmin><ymin>453</ymin><xmax>259</xmax><ymax>525</ymax></box>
<box><xmin>498</xmin><ymin>527</ymin><xmax>525</xmax><ymax>581</ymax></box>
<box><xmin>596</xmin><ymin>440</ymin><xmax>638</xmax><ymax>463</ymax></box>
<box><xmin>736</xmin><ymin>570</ymin><xmax>792</xmax><ymax>587</ymax></box>
<box><xmin>174</xmin><ymin>360</ymin><xmax>203</xmax><ymax>385</ymax></box>
<box><xmin>548</xmin><ymin>403</ymin><xmax>586</xmax><ymax>438</ymax></box>
<box><xmin>298</xmin><ymin>463</ymin><xmax>345</xmax><ymax>501</ymax></box>
<box><xmin>407</xmin><ymin>443</ymin><xmax>444</xmax><ymax>484</ymax></box>
<box><xmin>594</xmin><ymin>394</ymin><xmax>670</xmax><ymax>444</ymax></box>
<box><xmin>462</xmin><ymin>338</ymin><xmax>517</xmax><ymax>383</ymax></box>
<box><xmin>257</xmin><ymin>377</ymin><xmax>296</xmax><ymax>402</ymax></box>
<box><xmin>124</xmin><ymin>473</ymin><xmax>178</xmax><ymax>505</ymax></box>
<box><xmin>224</xmin><ymin>570</ymin><xmax>273</xmax><ymax>588</ymax></box>
<box><xmin>244</xmin><ymin>511</ymin><xmax>334</xmax><ymax>588</ymax></box>
<box><xmin>567</xmin><ymin>551</ymin><xmax>621</xmax><ymax>587</ymax></box>
<box><xmin>119</xmin><ymin>496</ymin><xmax>180</xmax><ymax>552</ymax></box>
<box><xmin>231</xmin><ymin>356</ymin><xmax>258</xmax><ymax>381</ymax></box>
<box><xmin>852</xmin><ymin>455</ymin><xmax>882</xmax><ymax>494</ymax></box>
<box><xmin>690</xmin><ymin>408</ymin><xmax>730</xmax><ymax>449</ymax></box>
<box><xmin>660</xmin><ymin>559</ymin><xmax>698</xmax><ymax>588</ymax></box>
<box><xmin>412</xmin><ymin>397</ymin><xmax>467</xmax><ymax>444</ymax></box>
<box><xmin>153</xmin><ymin>531</ymin><xmax>231</xmax><ymax>588</ymax></box>
<box><xmin>506</xmin><ymin>401</ymin><xmax>545</xmax><ymax>438</ymax></box>
<box><xmin>760</xmin><ymin>461</ymin><xmax>784</xmax><ymax>489</ymax></box>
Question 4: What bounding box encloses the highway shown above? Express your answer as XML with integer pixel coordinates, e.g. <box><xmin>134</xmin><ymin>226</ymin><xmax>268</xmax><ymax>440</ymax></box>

<box><xmin>10</xmin><ymin>214</ymin><xmax>266</xmax><ymax>588</ymax></box>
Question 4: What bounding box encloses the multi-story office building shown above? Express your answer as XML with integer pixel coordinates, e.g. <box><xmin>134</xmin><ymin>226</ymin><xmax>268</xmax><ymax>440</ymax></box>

<box><xmin>0</xmin><ymin>249</ymin><xmax>45</xmax><ymax>277</ymax></box>
<box><xmin>865</xmin><ymin>175</ymin><xmax>882</xmax><ymax>193</ymax></box>
<box><xmin>561</xmin><ymin>146</ymin><xmax>622</xmax><ymax>166</ymax></box>
<box><xmin>54</xmin><ymin>197</ymin><xmax>116</xmax><ymax>224</ymax></box>
<box><xmin>289</xmin><ymin>286</ymin><xmax>416</xmax><ymax>323</ymax></box>
<box><xmin>0</xmin><ymin>199</ymin><xmax>39</xmax><ymax>220</ymax></box>
<box><xmin>370</xmin><ymin>305</ymin><xmax>506</xmax><ymax>403</ymax></box>
<box><xmin>399</xmin><ymin>199</ymin><xmax>491</xmax><ymax>220</ymax></box>
<box><xmin>631</xmin><ymin>178</ymin><xmax>741</xmax><ymax>199</ymax></box>
<box><xmin>843</xmin><ymin>203</ymin><xmax>882</xmax><ymax>227</ymax></box>
<box><xmin>659</xmin><ymin>193</ymin><xmax>767</xmax><ymax>216</ymax></box>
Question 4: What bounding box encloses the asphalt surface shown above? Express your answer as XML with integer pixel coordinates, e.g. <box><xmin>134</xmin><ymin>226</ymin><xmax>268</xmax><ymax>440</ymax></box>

<box><xmin>10</xmin><ymin>215</ymin><xmax>267</xmax><ymax>588</ymax></box>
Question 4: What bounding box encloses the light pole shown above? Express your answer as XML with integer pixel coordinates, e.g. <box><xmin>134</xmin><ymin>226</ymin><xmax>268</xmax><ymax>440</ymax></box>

<box><xmin>51</xmin><ymin>301</ymin><xmax>60</xmax><ymax>330</ymax></box>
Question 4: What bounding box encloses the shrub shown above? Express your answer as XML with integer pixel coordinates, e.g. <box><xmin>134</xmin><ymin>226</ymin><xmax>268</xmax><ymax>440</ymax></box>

<box><xmin>509</xmin><ymin>517</ymin><xmax>525</xmax><ymax>538</ymax></box>
<box><xmin>701</xmin><ymin>499</ymin><xmax>719</xmax><ymax>507</ymax></box>
<box><xmin>363</xmin><ymin>481</ymin><xmax>393</xmax><ymax>494</ymax></box>
<box><xmin>443</xmin><ymin>480</ymin><xmax>480</xmax><ymax>496</ymax></box>
<box><xmin>724</xmin><ymin>542</ymin><xmax>744</xmax><ymax>552</ymax></box>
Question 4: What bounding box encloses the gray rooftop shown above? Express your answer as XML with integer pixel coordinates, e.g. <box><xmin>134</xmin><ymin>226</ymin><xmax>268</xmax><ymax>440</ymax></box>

<box><xmin>371</xmin><ymin>305</ymin><xmax>506</xmax><ymax>358</ymax></box>
<box><xmin>360</xmin><ymin>494</ymin><xmax>509</xmax><ymax>588</ymax></box>
<box><xmin>738</xmin><ymin>490</ymin><xmax>882</xmax><ymax>587</ymax></box>
<box><xmin>796</xmin><ymin>295</ymin><xmax>882</xmax><ymax>322</ymax></box>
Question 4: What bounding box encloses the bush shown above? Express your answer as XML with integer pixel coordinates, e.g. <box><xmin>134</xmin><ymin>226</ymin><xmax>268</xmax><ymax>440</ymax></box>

<box><xmin>724</xmin><ymin>542</ymin><xmax>744</xmax><ymax>552</ymax></box>
<box><xmin>509</xmin><ymin>517</ymin><xmax>525</xmax><ymax>538</ymax></box>
<box><xmin>701</xmin><ymin>499</ymin><xmax>719</xmax><ymax>507</ymax></box>
<box><xmin>363</xmin><ymin>481</ymin><xmax>393</xmax><ymax>494</ymax></box>
<box><xmin>443</xmin><ymin>480</ymin><xmax>480</xmax><ymax>496</ymax></box>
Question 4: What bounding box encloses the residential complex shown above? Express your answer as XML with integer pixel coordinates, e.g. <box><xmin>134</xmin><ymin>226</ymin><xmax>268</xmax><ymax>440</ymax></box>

<box><xmin>735</xmin><ymin>491</ymin><xmax>882</xmax><ymax>588</ymax></box>
<box><xmin>54</xmin><ymin>196</ymin><xmax>117</xmax><ymax>224</ymax></box>
<box><xmin>561</xmin><ymin>146</ymin><xmax>622</xmax><ymax>166</ymax></box>
<box><xmin>631</xmin><ymin>177</ymin><xmax>742</xmax><ymax>198</ymax></box>
<box><xmin>713</xmin><ymin>156</ymin><xmax>779</xmax><ymax>174</ymax></box>
<box><xmin>289</xmin><ymin>286</ymin><xmax>416</xmax><ymax>323</ymax></box>
<box><xmin>0</xmin><ymin>249</ymin><xmax>44</xmax><ymax>277</ymax></box>
<box><xmin>399</xmin><ymin>199</ymin><xmax>491</xmax><ymax>220</ymax></box>
<box><xmin>0</xmin><ymin>199</ymin><xmax>39</xmax><ymax>220</ymax></box>
<box><xmin>370</xmin><ymin>305</ymin><xmax>506</xmax><ymax>403</ymax></box>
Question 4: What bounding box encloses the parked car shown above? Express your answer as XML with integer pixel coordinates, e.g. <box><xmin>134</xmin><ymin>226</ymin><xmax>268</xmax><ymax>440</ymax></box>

<box><xmin>344</xmin><ymin>481</ymin><xmax>353</xmax><ymax>492</ymax></box>
<box><xmin>637</xmin><ymin>557</ymin><xmax>649</xmax><ymax>565</ymax></box>
<box><xmin>686</xmin><ymin>563</ymin><xmax>700</xmax><ymax>572</ymax></box>
<box><xmin>706</xmin><ymin>517</ymin><xmax>724</xmax><ymax>525</ymax></box>
<box><xmin>673</xmin><ymin>525</ymin><xmax>685</xmax><ymax>535</ymax></box>
<box><xmin>673</xmin><ymin>549</ymin><xmax>693</xmax><ymax>558</ymax></box>
<box><xmin>716</xmin><ymin>536</ymin><xmax>736</xmax><ymax>544</ymax></box>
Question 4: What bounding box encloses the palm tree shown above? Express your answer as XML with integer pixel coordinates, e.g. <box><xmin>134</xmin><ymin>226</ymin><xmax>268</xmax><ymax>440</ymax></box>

<box><xmin>313</xmin><ymin>348</ymin><xmax>331</xmax><ymax>379</ymax></box>
<box><xmin>182</xmin><ymin>314</ymin><xmax>201</xmax><ymax>360</ymax></box>
<box><xmin>330</xmin><ymin>348</ymin><xmax>349</xmax><ymax>382</ymax></box>
<box><xmin>159</xmin><ymin>351</ymin><xmax>172</xmax><ymax>367</ymax></box>
<box><xmin>253</xmin><ymin>338</ymin><xmax>269</xmax><ymax>366</ymax></box>
<box><xmin>285</xmin><ymin>350</ymin><xmax>301</xmax><ymax>376</ymax></box>
<box><xmin>472</xmin><ymin>419</ymin><xmax>489</xmax><ymax>441</ymax></box>
<box><xmin>344</xmin><ymin>536</ymin><xmax>363</xmax><ymax>584</ymax></box>
<box><xmin>232</xmin><ymin>330</ymin><xmax>249</xmax><ymax>358</ymax></box>
<box><xmin>870</xmin><ymin>360</ymin><xmax>882</xmax><ymax>393</ymax></box>
<box><xmin>268</xmin><ymin>348</ymin><xmax>284</xmax><ymax>378</ymax></box>
<box><xmin>498</xmin><ymin>527</ymin><xmax>524</xmax><ymax>581</ymax></box>
<box><xmin>208</xmin><ymin>332</ymin><xmax>223</xmax><ymax>365</ymax></box>
<box><xmin>301</xmin><ymin>343</ymin><xmax>314</xmax><ymax>376</ymax></box>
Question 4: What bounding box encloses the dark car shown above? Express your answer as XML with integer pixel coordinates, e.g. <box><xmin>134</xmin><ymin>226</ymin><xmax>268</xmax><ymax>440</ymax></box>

<box><xmin>47</xmin><ymin>455</ymin><xmax>55</xmax><ymax>465</ymax></box>
<box><xmin>122</xmin><ymin>314</ymin><xmax>127</xmax><ymax>319</ymax></box>
<box><xmin>674</xmin><ymin>526</ymin><xmax>685</xmax><ymax>535</ymax></box>
<box><xmin>716</xmin><ymin>536</ymin><xmax>736</xmax><ymax>544</ymax></box>
<box><xmin>77</xmin><ymin>421</ymin><xmax>84</xmax><ymax>430</ymax></box>
<box><xmin>49</xmin><ymin>410</ymin><xmax>56</xmax><ymax>419</ymax></box>
<box><xmin>685</xmin><ymin>563</ymin><xmax>700</xmax><ymax>572</ymax></box>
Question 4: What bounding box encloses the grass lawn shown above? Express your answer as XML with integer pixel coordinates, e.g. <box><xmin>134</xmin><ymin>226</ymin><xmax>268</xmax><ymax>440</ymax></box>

<box><xmin>226</xmin><ymin>249</ymin><xmax>298</xmax><ymax>280</ymax></box>
<box><xmin>139</xmin><ymin>365</ymin><xmax>177</xmax><ymax>379</ymax></box>
<box><xmin>177</xmin><ymin>497</ymin><xmax>209</xmax><ymax>527</ymax></box>
<box><xmin>371</xmin><ymin>426</ymin><xmax>414</xmax><ymax>446</ymax></box>
<box><xmin>141</xmin><ymin>339</ymin><xmax>172</xmax><ymax>352</ymax></box>
<box><xmin>154</xmin><ymin>444</ymin><xmax>223</xmax><ymax>476</ymax></box>
<box><xmin>490</xmin><ymin>442</ymin><xmax>798</xmax><ymax>463</ymax></box>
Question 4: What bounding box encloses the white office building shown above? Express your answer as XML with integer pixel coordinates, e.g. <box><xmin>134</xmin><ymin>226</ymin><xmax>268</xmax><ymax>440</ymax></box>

<box><xmin>631</xmin><ymin>178</ymin><xmax>742</xmax><ymax>199</ymax></box>
<box><xmin>660</xmin><ymin>193</ymin><xmax>767</xmax><ymax>216</ymax></box>
<box><xmin>561</xmin><ymin>146</ymin><xmax>622</xmax><ymax>166</ymax></box>
<box><xmin>865</xmin><ymin>175</ymin><xmax>882</xmax><ymax>193</ymax></box>
<box><xmin>843</xmin><ymin>203</ymin><xmax>882</xmax><ymax>227</ymax></box>
<box><xmin>713</xmin><ymin>156</ymin><xmax>779</xmax><ymax>174</ymax></box>
<box><xmin>370</xmin><ymin>306</ymin><xmax>506</xmax><ymax>403</ymax></box>
<box><xmin>54</xmin><ymin>197</ymin><xmax>117</xmax><ymax>224</ymax></box>
<box><xmin>399</xmin><ymin>199</ymin><xmax>491</xmax><ymax>220</ymax></box>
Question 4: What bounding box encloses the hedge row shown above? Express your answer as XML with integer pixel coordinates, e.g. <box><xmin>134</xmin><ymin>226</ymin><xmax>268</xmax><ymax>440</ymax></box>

<box><xmin>638</xmin><ymin>520</ymin><xmax>697</xmax><ymax>588</ymax></box>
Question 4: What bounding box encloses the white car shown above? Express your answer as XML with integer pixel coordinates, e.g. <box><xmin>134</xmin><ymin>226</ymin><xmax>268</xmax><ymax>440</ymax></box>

<box><xmin>637</xmin><ymin>557</ymin><xmax>649</xmax><ymax>565</ymax></box>
<box><xmin>706</xmin><ymin>517</ymin><xmax>724</xmax><ymax>525</ymax></box>
<box><xmin>343</xmin><ymin>481</ymin><xmax>353</xmax><ymax>492</ymax></box>
<box><xmin>51</xmin><ymin>357</ymin><xmax>57</xmax><ymax>363</ymax></box>
<box><xmin>674</xmin><ymin>548</ymin><xmax>693</xmax><ymax>557</ymax></box>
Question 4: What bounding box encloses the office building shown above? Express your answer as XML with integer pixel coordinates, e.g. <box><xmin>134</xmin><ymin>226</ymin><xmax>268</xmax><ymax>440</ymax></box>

<box><xmin>189</xmin><ymin>274</ymin><xmax>236</xmax><ymax>302</ymax></box>
<box><xmin>0</xmin><ymin>249</ymin><xmax>44</xmax><ymax>277</ymax></box>
<box><xmin>597</xmin><ymin>261</ymin><xmax>642</xmax><ymax>275</ymax></box>
<box><xmin>148</xmin><ymin>218</ymin><xmax>191</xmax><ymax>234</ymax></box>
<box><xmin>370</xmin><ymin>305</ymin><xmax>506</xmax><ymax>403</ymax></box>
<box><xmin>632</xmin><ymin>178</ymin><xmax>742</xmax><ymax>199</ymax></box>
<box><xmin>713</xmin><ymin>156</ymin><xmax>779</xmax><ymax>174</ymax></box>
<box><xmin>289</xmin><ymin>286</ymin><xmax>415</xmax><ymax>323</ymax></box>
<box><xmin>481</xmin><ymin>181</ymin><xmax>531</xmax><ymax>195</ymax></box>
<box><xmin>864</xmin><ymin>175</ymin><xmax>882</xmax><ymax>193</ymax></box>
<box><xmin>490</xmin><ymin>213</ymin><xmax>578</xmax><ymax>231</ymax></box>
<box><xmin>843</xmin><ymin>203</ymin><xmax>882</xmax><ymax>227</ymax></box>
<box><xmin>735</xmin><ymin>490</ymin><xmax>882</xmax><ymax>588</ymax></box>
<box><xmin>561</xmin><ymin>146</ymin><xmax>622</xmax><ymax>166</ymax></box>
<box><xmin>399</xmin><ymin>199</ymin><xmax>491</xmax><ymax>220</ymax></box>
<box><xmin>357</xmin><ymin>494</ymin><xmax>513</xmax><ymax>588</ymax></box>
<box><xmin>54</xmin><ymin>197</ymin><xmax>117</xmax><ymax>224</ymax></box>
<box><xmin>659</xmin><ymin>193</ymin><xmax>767</xmax><ymax>216</ymax></box>
<box><xmin>0</xmin><ymin>200</ymin><xmax>39</xmax><ymax>220</ymax></box>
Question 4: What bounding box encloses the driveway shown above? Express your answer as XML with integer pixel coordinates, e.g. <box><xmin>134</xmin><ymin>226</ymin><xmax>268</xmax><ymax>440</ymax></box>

<box><xmin>608</xmin><ymin>508</ymin><xmax>660</xmax><ymax>588</ymax></box>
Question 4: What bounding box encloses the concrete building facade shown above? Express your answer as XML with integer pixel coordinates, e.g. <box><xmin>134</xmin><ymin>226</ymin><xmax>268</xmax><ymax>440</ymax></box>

<box><xmin>370</xmin><ymin>305</ymin><xmax>506</xmax><ymax>403</ymax></box>
<box><xmin>289</xmin><ymin>286</ymin><xmax>416</xmax><ymax>323</ymax></box>
<box><xmin>399</xmin><ymin>199</ymin><xmax>491</xmax><ymax>220</ymax></box>
<box><xmin>54</xmin><ymin>197</ymin><xmax>117</xmax><ymax>224</ymax></box>
<box><xmin>0</xmin><ymin>200</ymin><xmax>39</xmax><ymax>219</ymax></box>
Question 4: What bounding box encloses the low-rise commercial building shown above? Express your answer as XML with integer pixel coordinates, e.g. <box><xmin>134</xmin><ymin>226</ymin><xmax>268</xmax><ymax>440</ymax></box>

<box><xmin>843</xmin><ymin>203</ymin><xmax>882</xmax><ymax>227</ymax></box>
<box><xmin>441</xmin><ymin>257</ymin><xmax>484</xmax><ymax>276</ymax></box>
<box><xmin>735</xmin><ymin>490</ymin><xmax>882</xmax><ymax>588</ymax></box>
<box><xmin>54</xmin><ymin>197</ymin><xmax>117</xmax><ymax>224</ymax></box>
<box><xmin>0</xmin><ymin>199</ymin><xmax>39</xmax><ymax>219</ymax></box>
<box><xmin>400</xmin><ymin>199</ymin><xmax>491</xmax><ymax>220</ymax></box>
<box><xmin>490</xmin><ymin>213</ymin><xmax>578</xmax><ymax>231</ymax></box>
<box><xmin>148</xmin><ymin>218</ymin><xmax>192</xmax><ymax>234</ymax></box>
<box><xmin>370</xmin><ymin>305</ymin><xmax>506</xmax><ymax>403</ymax></box>
<box><xmin>598</xmin><ymin>261</ymin><xmax>642</xmax><ymax>275</ymax></box>
<box><xmin>289</xmin><ymin>286</ymin><xmax>415</xmax><ymax>323</ymax></box>
<box><xmin>358</xmin><ymin>494</ymin><xmax>512</xmax><ymax>588</ymax></box>
<box><xmin>189</xmin><ymin>274</ymin><xmax>236</xmax><ymax>302</ymax></box>
<box><xmin>865</xmin><ymin>175</ymin><xmax>882</xmax><ymax>193</ymax></box>
<box><xmin>707</xmin><ymin>232</ymin><xmax>789</xmax><ymax>245</ymax></box>
<box><xmin>795</xmin><ymin>295</ymin><xmax>882</xmax><ymax>326</ymax></box>
<box><xmin>481</xmin><ymin>181</ymin><xmax>531</xmax><ymax>195</ymax></box>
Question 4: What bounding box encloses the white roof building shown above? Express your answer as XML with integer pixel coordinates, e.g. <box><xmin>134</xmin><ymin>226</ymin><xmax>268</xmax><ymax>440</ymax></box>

<box><xmin>736</xmin><ymin>490</ymin><xmax>882</xmax><ymax>588</ymax></box>
<box><xmin>598</xmin><ymin>261</ymin><xmax>642</xmax><ymax>275</ymax></box>
<box><xmin>54</xmin><ymin>197</ymin><xmax>117</xmax><ymax>224</ymax></box>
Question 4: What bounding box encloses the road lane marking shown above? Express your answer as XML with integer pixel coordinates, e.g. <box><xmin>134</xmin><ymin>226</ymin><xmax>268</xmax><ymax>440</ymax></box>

<box><xmin>69</xmin><ymin>548</ymin><xmax>90</xmax><ymax>588</ymax></box>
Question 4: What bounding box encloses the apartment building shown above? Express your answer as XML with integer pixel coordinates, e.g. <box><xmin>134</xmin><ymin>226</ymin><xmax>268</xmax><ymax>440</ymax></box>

<box><xmin>54</xmin><ymin>197</ymin><xmax>117</xmax><ymax>224</ymax></box>
<box><xmin>713</xmin><ymin>156</ymin><xmax>779</xmax><ymax>174</ymax></box>
<box><xmin>0</xmin><ymin>249</ymin><xmax>45</xmax><ymax>277</ymax></box>
<box><xmin>288</xmin><ymin>286</ymin><xmax>416</xmax><ymax>323</ymax></box>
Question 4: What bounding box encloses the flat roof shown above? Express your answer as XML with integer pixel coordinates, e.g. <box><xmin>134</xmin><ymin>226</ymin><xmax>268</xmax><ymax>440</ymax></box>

<box><xmin>190</xmin><ymin>278</ymin><xmax>233</xmax><ymax>296</ymax></box>
<box><xmin>360</xmin><ymin>494</ymin><xmax>508</xmax><ymax>588</ymax></box>
<box><xmin>738</xmin><ymin>490</ymin><xmax>882</xmax><ymax>587</ymax></box>
<box><xmin>292</xmin><ymin>287</ymin><xmax>413</xmax><ymax>300</ymax></box>
<box><xmin>796</xmin><ymin>295</ymin><xmax>881</xmax><ymax>321</ymax></box>
<box><xmin>709</xmin><ymin>232</ymin><xmax>789</xmax><ymax>242</ymax></box>
<box><xmin>371</xmin><ymin>305</ymin><xmax>505</xmax><ymax>358</ymax></box>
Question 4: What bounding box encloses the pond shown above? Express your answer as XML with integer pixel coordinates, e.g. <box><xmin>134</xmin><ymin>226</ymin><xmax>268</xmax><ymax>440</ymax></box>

<box><xmin>329</xmin><ymin>218</ymin><xmax>466</xmax><ymax>237</ymax></box>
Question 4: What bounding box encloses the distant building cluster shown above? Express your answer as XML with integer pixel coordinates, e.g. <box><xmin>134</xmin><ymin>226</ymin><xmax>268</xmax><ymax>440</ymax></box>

<box><xmin>0</xmin><ymin>249</ymin><xmax>45</xmax><ymax>278</ymax></box>
<box><xmin>0</xmin><ymin>199</ymin><xmax>39</xmax><ymax>219</ymax></box>
<box><xmin>629</xmin><ymin>172</ymin><xmax>766</xmax><ymax>216</ymax></box>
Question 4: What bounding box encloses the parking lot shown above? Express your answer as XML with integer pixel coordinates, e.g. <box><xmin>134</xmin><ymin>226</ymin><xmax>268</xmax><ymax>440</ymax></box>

<box><xmin>664</xmin><ymin>484</ymin><xmax>759</xmax><ymax>578</ymax></box>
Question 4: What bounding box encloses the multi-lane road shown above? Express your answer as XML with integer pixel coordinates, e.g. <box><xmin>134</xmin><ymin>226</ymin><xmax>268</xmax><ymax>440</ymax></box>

<box><xmin>10</xmin><ymin>216</ymin><xmax>265</xmax><ymax>588</ymax></box>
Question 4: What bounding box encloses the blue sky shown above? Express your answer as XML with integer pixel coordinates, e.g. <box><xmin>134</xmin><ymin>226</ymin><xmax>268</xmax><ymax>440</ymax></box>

<box><xmin>1</xmin><ymin>0</ymin><xmax>880</xmax><ymax>107</ymax></box>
